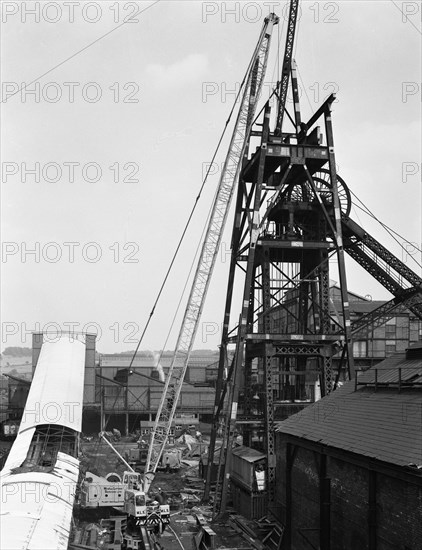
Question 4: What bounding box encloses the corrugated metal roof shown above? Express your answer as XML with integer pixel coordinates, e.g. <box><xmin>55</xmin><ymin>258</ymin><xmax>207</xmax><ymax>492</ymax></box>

<box><xmin>358</xmin><ymin>352</ymin><xmax>422</xmax><ymax>385</ymax></box>
<box><xmin>276</xmin><ymin>356</ymin><xmax>422</xmax><ymax>469</ymax></box>
<box><xmin>100</xmin><ymin>351</ymin><xmax>219</xmax><ymax>368</ymax></box>
<box><xmin>232</xmin><ymin>445</ymin><xmax>266</xmax><ymax>463</ymax></box>
<box><xmin>332</xmin><ymin>300</ymin><xmax>387</xmax><ymax>314</ymax></box>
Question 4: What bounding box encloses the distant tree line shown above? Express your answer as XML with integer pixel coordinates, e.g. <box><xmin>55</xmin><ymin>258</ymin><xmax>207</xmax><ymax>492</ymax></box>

<box><xmin>2</xmin><ymin>347</ymin><xmax>32</xmax><ymax>357</ymax></box>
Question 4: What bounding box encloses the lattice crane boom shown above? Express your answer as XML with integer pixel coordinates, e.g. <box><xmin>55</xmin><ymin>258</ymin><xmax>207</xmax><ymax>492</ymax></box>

<box><xmin>144</xmin><ymin>14</ymin><xmax>279</xmax><ymax>488</ymax></box>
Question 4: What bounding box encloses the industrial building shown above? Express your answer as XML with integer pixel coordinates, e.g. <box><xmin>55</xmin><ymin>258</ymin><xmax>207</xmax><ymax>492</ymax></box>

<box><xmin>329</xmin><ymin>285</ymin><xmax>422</xmax><ymax>368</ymax></box>
<box><xmin>90</xmin><ymin>350</ymin><xmax>218</xmax><ymax>434</ymax></box>
<box><xmin>0</xmin><ymin>301</ymin><xmax>409</xmax><ymax>441</ymax></box>
<box><xmin>275</xmin><ymin>343</ymin><xmax>422</xmax><ymax>550</ymax></box>
<box><xmin>268</xmin><ymin>283</ymin><xmax>422</xmax><ymax>368</ymax></box>
<box><xmin>29</xmin><ymin>334</ymin><xmax>219</xmax><ymax>435</ymax></box>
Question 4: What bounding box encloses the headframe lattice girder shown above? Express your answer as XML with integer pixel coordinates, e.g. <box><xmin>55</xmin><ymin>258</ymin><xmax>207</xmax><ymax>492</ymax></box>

<box><xmin>205</xmin><ymin>3</ymin><xmax>422</xmax><ymax>517</ymax></box>
<box><xmin>349</xmin><ymin>290</ymin><xmax>422</xmax><ymax>338</ymax></box>
<box><xmin>251</xmin><ymin>248</ymin><xmax>339</xmax><ymax>340</ymax></box>
<box><xmin>206</xmin><ymin>89</ymin><xmax>358</xmax><ymax>509</ymax></box>
<box><xmin>343</xmin><ymin>217</ymin><xmax>422</xmax><ymax>291</ymax></box>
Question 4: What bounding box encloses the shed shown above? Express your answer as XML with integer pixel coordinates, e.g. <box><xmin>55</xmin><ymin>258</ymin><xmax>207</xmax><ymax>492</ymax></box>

<box><xmin>231</xmin><ymin>445</ymin><xmax>266</xmax><ymax>491</ymax></box>
<box><xmin>230</xmin><ymin>445</ymin><xmax>267</xmax><ymax>520</ymax></box>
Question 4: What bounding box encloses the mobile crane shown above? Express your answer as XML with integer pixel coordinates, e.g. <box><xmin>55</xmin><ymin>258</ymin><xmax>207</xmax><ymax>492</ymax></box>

<box><xmin>141</xmin><ymin>12</ymin><xmax>280</xmax><ymax>494</ymax></box>
<box><xmin>80</xmin><ymin>432</ymin><xmax>170</xmax><ymax>549</ymax></box>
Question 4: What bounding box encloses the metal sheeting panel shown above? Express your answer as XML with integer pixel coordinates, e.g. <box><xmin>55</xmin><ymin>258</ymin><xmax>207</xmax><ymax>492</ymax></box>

<box><xmin>1</xmin><ymin>427</ymin><xmax>35</xmax><ymax>474</ymax></box>
<box><xmin>231</xmin><ymin>446</ymin><xmax>266</xmax><ymax>492</ymax></box>
<box><xmin>231</xmin><ymin>445</ymin><xmax>266</xmax><ymax>463</ymax></box>
<box><xmin>19</xmin><ymin>335</ymin><xmax>86</xmax><ymax>433</ymax></box>
<box><xmin>231</xmin><ymin>479</ymin><xmax>267</xmax><ymax>519</ymax></box>
<box><xmin>0</xmin><ymin>452</ymin><xmax>79</xmax><ymax>550</ymax></box>
<box><xmin>359</xmin><ymin>358</ymin><xmax>422</xmax><ymax>384</ymax></box>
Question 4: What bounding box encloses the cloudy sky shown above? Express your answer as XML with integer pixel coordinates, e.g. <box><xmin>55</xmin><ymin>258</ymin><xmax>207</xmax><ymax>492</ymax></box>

<box><xmin>1</xmin><ymin>0</ymin><xmax>421</xmax><ymax>353</ymax></box>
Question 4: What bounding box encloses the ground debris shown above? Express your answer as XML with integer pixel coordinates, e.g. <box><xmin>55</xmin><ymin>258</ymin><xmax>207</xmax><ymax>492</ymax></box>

<box><xmin>227</xmin><ymin>514</ymin><xmax>285</xmax><ymax>550</ymax></box>
<box><xmin>74</xmin><ymin>438</ymin><xmax>266</xmax><ymax>550</ymax></box>
<box><xmin>180</xmin><ymin>492</ymin><xmax>201</xmax><ymax>504</ymax></box>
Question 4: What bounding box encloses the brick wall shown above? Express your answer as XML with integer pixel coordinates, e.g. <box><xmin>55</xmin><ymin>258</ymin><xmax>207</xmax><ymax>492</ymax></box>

<box><xmin>376</xmin><ymin>473</ymin><xmax>422</xmax><ymax>550</ymax></box>
<box><xmin>329</xmin><ymin>456</ymin><xmax>368</xmax><ymax>550</ymax></box>
<box><xmin>290</xmin><ymin>446</ymin><xmax>320</xmax><ymax>550</ymax></box>
<box><xmin>275</xmin><ymin>433</ymin><xmax>422</xmax><ymax>550</ymax></box>
<box><xmin>275</xmin><ymin>438</ymin><xmax>320</xmax><ymax>550</ymax></box>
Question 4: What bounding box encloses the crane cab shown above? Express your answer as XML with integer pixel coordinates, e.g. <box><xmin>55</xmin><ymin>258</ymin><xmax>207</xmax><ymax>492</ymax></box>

<box><xmin>124</xmin><ymin>488</ymin><xmax>170</xmax><ymax>535</ymax></box>
<box><xmin>124</xmin><ymin>489</ymin><xmax>147</xmax><ymax>518</ymax></box>
<box><xmin>122</xmin><ymin>471</ymin><xmax>142</xmax><ymax>490</ymax></box>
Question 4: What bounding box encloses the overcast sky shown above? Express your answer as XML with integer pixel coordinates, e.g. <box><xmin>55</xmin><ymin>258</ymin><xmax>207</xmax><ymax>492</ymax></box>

<box><xmin>1</xmin><ymin>0</ymin><xmax>421</xmax><ymax>354</ymax></box>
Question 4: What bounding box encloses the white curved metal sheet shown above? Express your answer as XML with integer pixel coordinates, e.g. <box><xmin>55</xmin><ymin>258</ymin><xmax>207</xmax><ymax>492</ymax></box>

<box><xmin>19</xmin><ymin>335</ymin><xmax>86</xmax><ymax>433</ymax></box>
<box><xmin>1</xmin><ymin>426</ymin><xmax>35</xmax><ymax>474</ymax></box>
<box><xmin>0</xmin><ymin>335</ymin><xmax>86</xmax><ymax>549</ymax></box>
<box><xmin>0</xmin><ymin>452</ymin><xmax>79</xmax><ymax>550</ymax></box>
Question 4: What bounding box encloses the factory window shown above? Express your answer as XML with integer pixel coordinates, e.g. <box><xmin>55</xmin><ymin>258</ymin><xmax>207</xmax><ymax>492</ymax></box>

<box><xmin>374</xmin><ymin>327</ymin><xmax>386</xmax><ymax>338</ymax></box>
<box><xmin>353</xmin><ymin>341</ymin><xmax>367</xmax><ymax>358</ymax></box>
<box><xmin>385</xmin><ymin>324</ymin><xmax>396</xmax><ymax>337</ymax></box>
<box><xmin>105</xmin><ymin>386</ymin><xmax>121</xmax><ymax>397</ymax></box>
<box><xmin>372</xmin><ymin>340</ymin><xmax>386</xmax><ymax>358</ymax></box>
<box><xmin>386</xmin><ymin>340</ymin><xmax>396</xmax><ymax>354</ymax></box>
<box><xmin>397</xmin><ymin>326</ymin><xmax>409</xmax><ymax>339</ymax></box>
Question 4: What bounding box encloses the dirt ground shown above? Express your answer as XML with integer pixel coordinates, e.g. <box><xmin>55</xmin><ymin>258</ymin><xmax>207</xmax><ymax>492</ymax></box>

<box><xmin>77</xmin><ymin>437</ymin><xmax>252</xmax><ymax>550</ymax></box>
<box><xmin>161</xmin><ymin>512</ymin><xmax>253</xmax><ymax>550</ymax></box>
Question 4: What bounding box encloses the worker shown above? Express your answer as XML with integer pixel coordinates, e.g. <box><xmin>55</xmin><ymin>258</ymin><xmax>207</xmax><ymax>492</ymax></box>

<box><xmin>159</xmin><ymin>487</ymin><xmax>168</xmax><ymax>504</ymax></box>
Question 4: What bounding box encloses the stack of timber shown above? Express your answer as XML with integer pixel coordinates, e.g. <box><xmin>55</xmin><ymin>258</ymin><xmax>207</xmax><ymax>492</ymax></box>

<box><xmin>193</xmin><ymin>511</ymin><xmax>217</xmax><ymax>550</ymax></box>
